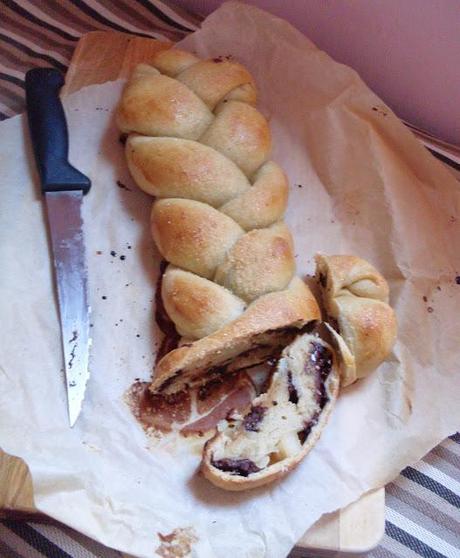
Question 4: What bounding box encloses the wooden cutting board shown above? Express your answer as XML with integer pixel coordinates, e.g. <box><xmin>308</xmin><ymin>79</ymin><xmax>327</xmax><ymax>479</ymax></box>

<box><xmin>0</xmin><ymin>31</ymin><xmax>385</xmax><ymax>556</ymax></box>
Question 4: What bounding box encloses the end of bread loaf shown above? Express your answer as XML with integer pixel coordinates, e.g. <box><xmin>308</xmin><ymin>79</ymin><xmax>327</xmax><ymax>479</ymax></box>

<box><xmin>201</xmin><ymin>332</ymin><xmax>340</xmax><ymax>490</ymax></box>
<box><xmin>150</xmin><ymin>277</ymin><xmax>321</xmax><ymax>396</ymax></box>
<box><xmin>315</xmin><ymin>254</ymin><xmax>397</xmax><ymax>386</ymax></box>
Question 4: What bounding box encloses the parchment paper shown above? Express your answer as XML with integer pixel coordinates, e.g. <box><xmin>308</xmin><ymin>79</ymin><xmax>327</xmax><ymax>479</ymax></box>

<box><xmin>1</xmin><ymin>3</ymin><xmax>460</xmax><ymax>557</ymax></box>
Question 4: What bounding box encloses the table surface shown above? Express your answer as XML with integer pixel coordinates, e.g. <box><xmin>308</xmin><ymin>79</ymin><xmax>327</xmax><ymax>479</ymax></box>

<box><xmin>0</xmin><ymin>2</ymin><xmax>459</xmax><ymax>558</ymax></box>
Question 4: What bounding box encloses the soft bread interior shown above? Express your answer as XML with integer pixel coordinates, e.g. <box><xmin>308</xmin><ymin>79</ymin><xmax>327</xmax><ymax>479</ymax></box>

<box><xmin>201</xmin><ymin>332</ymin><xmax>340</xmax><ymax>490</ymax></box>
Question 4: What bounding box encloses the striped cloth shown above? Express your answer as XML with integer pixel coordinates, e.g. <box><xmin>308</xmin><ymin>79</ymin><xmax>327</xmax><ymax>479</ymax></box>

<box><xmin>0</xmin><ymin>2</ymin><xmax>459</xmax><ymax>557</ymax></box>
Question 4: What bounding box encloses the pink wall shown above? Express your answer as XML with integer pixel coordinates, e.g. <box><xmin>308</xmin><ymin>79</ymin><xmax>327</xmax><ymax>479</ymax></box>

<box><xmin>176</xmin><ymin>0</ymin><xmax>460</xmax><ymax>145</ymax></box>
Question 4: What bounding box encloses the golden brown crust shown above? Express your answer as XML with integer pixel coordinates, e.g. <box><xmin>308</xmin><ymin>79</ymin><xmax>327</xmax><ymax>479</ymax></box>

<box><xmin>126</xmin><ymin>135</ymin><xmax>250</xmax><ymax>207</ymax></box>
<box><xmin>199</xmin><ymin>100</ymin><xmax>271</xmax><ymax>177</ymax></box>
<box><xmin>331</xmin><ymin>295</ymin><xmax>397</xmax><ymax>379</ymax></box>
<box><xmin>161</xmin><ymin>266</ymin><xmax>246</xmax><ymax>339</ymax></box>
<box><xmin>219</xmin><ymin>162</ymin><xmax>289</xmax><ymax>230</ymax></box>
<box><xmin>316</xmin><ymin>254</ymin><xmax>389</xmax><ymax>303</ymax></box>
<box><xmin>151</xmin><ymin>199</ymin><xmax>244</xmax><ymax>279</ymax></box>
<box><xmin>151</xmin><ymin>49</ymin><xmax>199</xmax><ymax>77</ymax></box>
<box><xmin>116</xmin><ymin>65</ymin><xmax>213</xmax><ymax>139</ymax></box>
<box><xmin>176</xmin><ymin>59</ymin><xmax>256</xmax><ymax>110</ymax></box>
<box><xmin>315</xmin><ymin>254</ymin><xmax>397</xmax><ymax>385</ymax></box>
<box><xmin>214</xmin><ymin>223</ymin><xmax>296</xmax><ymax>302</ymax></box>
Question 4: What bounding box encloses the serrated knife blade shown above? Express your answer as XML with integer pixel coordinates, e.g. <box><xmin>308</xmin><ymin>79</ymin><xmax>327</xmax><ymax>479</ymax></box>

<box><xmin>25</xmin><ymin>68</ymin><xmax>92</xmax><ymax>427</ymax></box>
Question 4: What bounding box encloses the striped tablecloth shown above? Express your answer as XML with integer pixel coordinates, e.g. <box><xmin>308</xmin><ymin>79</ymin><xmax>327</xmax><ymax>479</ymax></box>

<box><xmin>0</xmin><ymin>2</ymin><xmax>459</xmax><ymax>557</ymax></box>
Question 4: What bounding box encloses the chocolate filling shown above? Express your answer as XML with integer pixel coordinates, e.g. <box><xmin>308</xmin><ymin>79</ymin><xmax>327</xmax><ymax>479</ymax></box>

<box><xmin>310</xmin><ymin>342</ymin><xmax>333</xmax><ymax>408</ymax></box>
<box><xmin>243</xmin><ymin>406</ymin><xmax>266</xmax><ymax>432</ymax></box>
<box><xmin>287</xmin><ymin>371</ymin><xmax>299</xmax><ymax>404</ymax></box>
<box><xmin>328</xmin><ymin>317</ymin><xmax>340</xmax><ymax>334</ymax></box>
<box><xmin>212</xmin><ymin>458</ymin><xmax>260</xmax><ymax>477</ymax></box>
<box><xmin>298</xmin><ymin>343</ymin><xmax>333</xmax><ymax>444</ymax></box>
<box><xmin>298</xmin><ymin>418</ymin><xmax>317</xmax><ymax>444</ymax></box>
<box><xmin>319</xmin><ymin>272</ymin><xmax>327</xmax><ymax>288</ymax></box>
<box><xmin>198</xmin><ymin>371</ymin><xmax>234</xmax><ymax>401</ymax></box>
<box><xmin>127</xmin><ymin>381</ymin><xmax>191</xmax><ymax>434</ymax></box>
<box><xmin>157</xmin><ymin>323</ymin><xmax>318</xmax><ymax>394</ymax></box>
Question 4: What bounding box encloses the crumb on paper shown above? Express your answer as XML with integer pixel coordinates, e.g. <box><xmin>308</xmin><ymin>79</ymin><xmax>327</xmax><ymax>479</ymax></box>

<box><xmin>116</xmin><ymin>180</ymin><xmax>132</xmax><ymax>191</ymax></box>
<box><xmin>155</xmin><ymin>527</ymin><xmax>198</xmax><ymax>558</ymax></box>
<box><xmin>212</xmin><ymin>55</ymin><xmax>233</xmax><ymax>63</ymax></box>
<box><xmin>422</xmin><ymin>295</ymin><xmax>428</xmax><ymax>302</ymax></box>
<box><xmin>82</xmin><ymin>440</ymin><xmax>102</xmax><ymax>452</ymax></box>
<box><xmin>427</xmin><ymin>306</ymin><xmax>434</xmax><ymax>313</ymax></box>
<box><xmin>372</xmin><ymin>105</ymin><xmax>388</xmax><ymax>117</ymax></box>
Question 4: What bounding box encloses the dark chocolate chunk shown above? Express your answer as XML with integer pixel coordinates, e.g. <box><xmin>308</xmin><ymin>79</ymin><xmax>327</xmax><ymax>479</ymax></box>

<box><xmin>287</xmin><ymin>371</ymin><xmax>299</xmax><ymax>404</ymax></box>
<box><xmin>310</xmin><ymin>342</ymin><xmax>333</xmax><ymax>380</ymax></box>
<box><xmin>307</xmin><ymin>342</ymin><xmax>333</xmax><ymax>409</ymax></box>
<box><xmin>328</xmin><ymin>317</ymin><xmax>340</xmax><ymax>333</ymax></box>
<box><xmin>243</xmin><ymin>406</ymin><xmax>266</xmax><ymax>432</ymax></box>
<box><xmin>212</xmin><ymin>55</ymin><xmax>233</xmax><ymax>63</ymax></box>
<box><xmin>212</xmin><ymin>457</ymin><xmax>260</xmax><ymax>477</ymax></box>
<box><xmin>298</xmin><ymin>416</ymin><xmax>316</xmax><ymax>444</ymax></box>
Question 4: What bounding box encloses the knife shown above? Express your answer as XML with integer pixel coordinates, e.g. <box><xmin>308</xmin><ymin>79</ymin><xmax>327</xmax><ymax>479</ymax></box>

<box><xmin>25</xmin><ymin>68</ymin><xmax>91</xmax><ymax>427</ymax></box>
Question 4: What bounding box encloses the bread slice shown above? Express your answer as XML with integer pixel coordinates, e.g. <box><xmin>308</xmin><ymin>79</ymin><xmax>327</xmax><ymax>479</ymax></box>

<box><xmin>201</xmin><ymin>332</ymin><xmax>340</xmax><ymax>490</ymax></box>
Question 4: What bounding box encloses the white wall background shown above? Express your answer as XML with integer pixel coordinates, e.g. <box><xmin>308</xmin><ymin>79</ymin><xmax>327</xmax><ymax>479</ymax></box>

<box><xmin>175</xmin><ymin>0</ymin><xmax>460</xmax><ymax>145</ymax></box>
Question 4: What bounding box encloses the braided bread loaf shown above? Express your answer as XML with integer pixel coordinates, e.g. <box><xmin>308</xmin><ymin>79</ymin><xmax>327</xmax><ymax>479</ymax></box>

<box><xmin>118</xmin><ymin>54</ymin><xmax>295</xmax><ymax>343</ymax></box>
<box><xmin>116</xmin><ymin>49</ymin><xmax>395</xmax><ymax>490</ymax></box>
<box><xmin>117</xmin><ymin>50</ymin><xmax>396</xmax><ymax>490</ymax></box>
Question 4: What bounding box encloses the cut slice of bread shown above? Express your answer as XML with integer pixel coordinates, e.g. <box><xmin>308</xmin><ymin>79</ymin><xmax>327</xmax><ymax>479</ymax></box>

<box><xmin>201</xmin><ymin>332</ymin><xmax>340</xmax><ymax>490</ymax></box>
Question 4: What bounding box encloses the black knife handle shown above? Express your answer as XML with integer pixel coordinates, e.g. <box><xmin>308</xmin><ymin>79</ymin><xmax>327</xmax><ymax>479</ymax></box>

<box><xmin>25</xmin><ymin>68</ymin><xmax>91</xmax><ymax>194</ymax></box>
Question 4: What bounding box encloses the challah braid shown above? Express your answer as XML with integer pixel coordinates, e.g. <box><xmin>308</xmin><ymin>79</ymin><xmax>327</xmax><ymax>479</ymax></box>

<box><xmin>117</xmin><ymin>49</ymin><xmax>340</xmax><ymax>489</ymax></box>
<box><xmin>118</xmin><ymin>53</ymin><xmax>295</xmax><ymax>342</ymax></box>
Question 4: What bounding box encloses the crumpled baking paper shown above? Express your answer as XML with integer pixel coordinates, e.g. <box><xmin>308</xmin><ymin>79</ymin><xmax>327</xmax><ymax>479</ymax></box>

<box><xmin>1</xmin><ymin>2</ymin><xmax>459</xmax><ymax>557</ymax></box>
